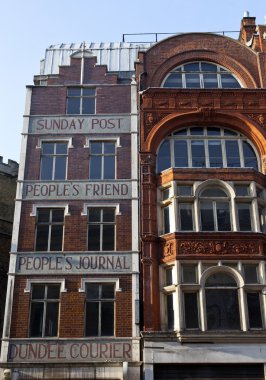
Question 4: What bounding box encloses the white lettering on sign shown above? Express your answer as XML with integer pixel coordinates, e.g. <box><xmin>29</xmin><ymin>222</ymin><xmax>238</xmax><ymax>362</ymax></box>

<box><xmin>29</xmin><ymin>116</ymin><xmax>131</xmax><ymax>134</ymax></box>
<box><xmin>23</xmin><ymin>182</ymin><xmax>131</xmax><ymax>200</ymax></box>
<box><xmin>8</xmin><ymin>341</ymin><xmax>132</xmax><ymax>362</ymax></box>
<box><xmin>16</xmin><ymin>254</ymin><xmax>132</xmax><ymax>274</ymax></box>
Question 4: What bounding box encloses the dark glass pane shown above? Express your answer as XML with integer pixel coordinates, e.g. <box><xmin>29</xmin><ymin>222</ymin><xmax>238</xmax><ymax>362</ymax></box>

<box><xmin>183</xmin><ymin>265</ymin><xmax>197</xmax><ymax>283</ymax></box>
<box><xmin>86</xmin><ymin>302</ymin><xmax>99</xmax><ymax>336</ymax></box>
<box><xmin>157</xmin><ymin>140</ymin><xmax>171</xmax><ymax>172</ymax></box>
<box><xmin>206</xmin><ymin>289</ymin><xmax>240</xmax><ymax>330</ymax></box>
<box><xmin>50</xmin><ymin>225</ymin><xmax>63</xmax><ymax>251</ymax></box>
<box><xmin>173</xmin><ymin>129</ymin><xmax>187</xmax><ymax>136</ymax></box>
<box><xmin>226</xmin><ymin>141</ymin><xmax>241</xmax><ymax>167</ymax></box>
<box><xmin>54</xmin><ymin>157</ymin><xmax>66</xmax><ymax>179</ymax></box>
<box><xmin>247</xmin><ymin>293</ymin><xmax>262</xmax><ymax>328</ymax></box>
<box><xmin>42</xmin><ymin>143</ymin><xmax>54</xmax><ymax>154</ymax></box>
<box><xmin>37</xmin><ymin>209</ymin><xmax>50</xmax><ymax>223</ymax></box>
<box><xmin>56</xmin><ymin>143</ymin><xmax>68</xmax><ymax>154</ymax></box>
<box><xmin>180</xmin><ymin>204</ymin><xmax>193</xmax><ymax>231</ymax></box>
<box><xmin>45</xmin><ymin>303</ymin><xmax>59</xmax><ymax>336</ymax></box>
<box><xmin>177</xmin><ymin>186</ymin><xmax>192</xmax><ymax>196</ymax></box>
<box><xmin>104</xmin><ymin>142</ymin><xmax>115</xmax><ymax>154</ymax></box>
<box><xmin>164</xmin><ymin>73</ymin><xmax>183</xmax><ymax>88</ymax></box>
<box><xmin>32</xmin><ymin>285</ymin><xmax>45</xmax><ymax>299</ymax></box>
<box><xmin>207</xmin><ymin>127</ymin><xmax>220</xmax><ymax>136</ymax></box>
<box><xmin>36</xmin><ymin>226</ymin><xmax>49</xmax><ymax>251</ymax></box>
<box><xmin>82</xmin><ymin>98</ymin><xmax>95</xmax><ymax>114</ymax></box>
<box><xmin>40</xmin><ymin>156</ymin><xmax>53</xmax><ymax>180</ymax></box>
<box><xmin>29</xmin><ymin>303</ymin><xmax>44</xmax><ymax>337</ymax></box>
<box><xmin>190</xmin><ymin>127</ymin><xmax>204</xmax><ymax>135</ymax></box>
<box><xmin>68</xmin><ymin>88</ymin><xmax>81</xmax><ymax>96</ymax></box>
<box><xmin>221</xmin><ymin>73</ymin><xmax>241</xmax><ymax>88</ymax></box>
<box><xmin>184</xmin><ymin>293</ymin><xmax>199</xmax><ymax>329</ymax></box>
<box><xmin>47</xmin><ymin>285</ymin><xmax>60</xmax><ymax>299</ymax></box>
<box><xmin>89</xmin><ymin>208</ymin><xmax>101</xmax><ymax>222</ymax></box>
<box><xmin>201</xmin><ymin>188</ymin><xmax>227</xmax><ymax>197</ymax></box>
<box><xmin>52</xmin><ymin>209</ymin><xmax>64</xmax><ymax>222</ymax></box>
<box><xmin>185</xmin><ymin>73</ymin><xmax>200</xmax><ymax>88</ymax></box>
<box><xmin>208</xmin><ymin>141</ymin><xmax>223</xmax><ymax>167</ymax></box>
<box><xmin>163</xmin><ymin>207</ymin><xmax>170</xmax><ymax>234</ymax></box>
<box><xmin>191</xmin><ymin>140</ymin><xmax>205</xmax><ymax>167</ymax></box>
<box><xmin>67</xmin><ymin>98</ymin><xmax>80</xmax><ymax>114</ymax></box>
<box><xmin>243</xmin><ymin>265</ymin><xmax>258</xmax><ymax>284</ymax></box>
<box><xmin>86</xmin><ymin>283</ymin><xmax>100</xmax><ymax>300</ymax></box>
<box><xmin>102</xmin><ymin>208</ymin><xmax>115</xmax><ymax>222</ymax></box>
<box><xmin>174</xmin><ymin>140</ymin><xmax>188</xmax><ymax>167</ymax></box>
<box><xmin>90</xmin><ymin>142</ymin><xmax>102</xmax><ymax>154</ymax></box>
<box><xmin>201</xmin><ymin>63</ymin><xmax>217</xmax><ymax>71</ymax></box>
<box><xmin>102</xmin><ymin>284</ymin><xmax>115</xmax><ymax>299</ymax></box>
<box><xmin>162</xmin><ymin>188</ymin><xmax>170</xmax><ymax>200</ymax></box>
<box><xmin>206</xmin><ymin>273</ymin><xmax>237</xmax><ymax>287</ymax></box>
<box><xmin>90</xmin><ymin>156</ymin><xmax>102</xmax><ymax>179</ymax></box>
<box><xmin>237</xmin><ymin>204</ymin><xmax>252</xmax><ymax>231</ymax></box>
<box><xmin>167</xmin><ymin>294</ymin><xmax>174</xmax><ymax>330</ymax></box>
<box><xmin>104</xmin><ymin>156</ymin><xmax>115</xmax><ymax>179</ymax></box>
<box><xmin>184</xmin><ymin>63</ymin><xmax>200</xmax><ymax>71</ymax></box>
<box><xmin>102</xmin><ymin>225</ymin><xmax>114</xmax><ymax>250</ymax></box>
<box><xmin>243</xmin><ymin>141</ymin><xmax>258</xmax><ymax>169</ymax></box>
<box><xmin>165</xmin><ymin>268</ymin><xmax>173</xmax><ymax>286</ymax></box>
<box><xmin>83</xmin><ymin>88</ymin><xmax>95</xmax><ymax>96</ymax></box>
<box><xmin>200</xmin><ymin>202</ymin><xmax>214</xmax><ymax>231</ymax></box>
<box><xmin>235</xmin><ymin>185</ymin><xmax>249</xmax><ymax>196</ymax></box>
<box><xmin>216</xmin><ymin>202</ymin><xmax>231</xmax><ymax>231</ymax></box>
<box><xmin>203</xmin><ymin>74</ymin><xmax>218</xmax><ymax>88</ymax></box>
<box><xmin>101</xmin><ymin>302</ymin><xmax>114</xmax><ymax>336</ymax></box>
<box><xmin>88</xmin><ymin>224</ymin><xmax>100</xmax><ymax>250</ymax></box>
<box><xmin>224</xmin><ymin>129</ymin><xmax>237</xmax><ymax>136</ymax></box>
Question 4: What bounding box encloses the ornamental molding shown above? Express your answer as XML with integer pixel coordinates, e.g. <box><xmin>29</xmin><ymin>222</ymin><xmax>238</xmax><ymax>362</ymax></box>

<box><xmin>177</xmin><ymin>240</ymin><xmax>259</xmax><ymax>256</ymax></box>
<box><xmin>247</xmin><ymin>113</ymin><xmax>266</xmax><ymax>128</ymax></box>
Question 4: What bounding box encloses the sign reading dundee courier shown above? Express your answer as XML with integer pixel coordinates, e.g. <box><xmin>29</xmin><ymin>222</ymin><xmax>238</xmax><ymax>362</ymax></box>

<box><xmin>29</xmin><ymin>115</ymin><xmax>131</xmax><ymax>134</ymax></box>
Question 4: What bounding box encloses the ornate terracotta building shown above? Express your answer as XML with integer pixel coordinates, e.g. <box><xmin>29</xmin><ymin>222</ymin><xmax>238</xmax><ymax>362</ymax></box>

<box><xmin>137</xmin><ymin>14</ymin><xmax>266</xmax><ymax>380</ymax></box>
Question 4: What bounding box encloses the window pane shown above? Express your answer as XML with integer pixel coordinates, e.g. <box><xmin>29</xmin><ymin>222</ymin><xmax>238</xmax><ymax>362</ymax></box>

<box><xmin>47</xmin><ymin>285</ymin><xmax>60</xmax><ymax>299</ymax></box>
<box><xmin>208</xmin><ymin>141</ymin><xmax>223</xmax><ymax>167</ymax></box>
<box><xmin>32</xmin><ymin>285</ymin><xmax>45</xmax><ymax>299</ymax></box>
<box><xmin>184</xmin><ymin>293</ymin><xmax>199</xmax><ymax>329</ymax></box>
<box><xmin>206</xmin><ymin>273</ymin><xmax>237</xmax><ymax>287</ymax></box>
<box><xmin>68</xmin><ymin>88</ymin><xmax>81</xmax><ymax>96</ymax></box>
<box><xmin>50</xmin><ymin>225</ymin><xmax>63</xmax><ymax>251</ymax></box>
<box><xmin>183</xmin><ymin>265</ymin><xmax>197</xmax><ymax>283</ymax></box>
<box><xmin>185</xmin><ymin>73</ymin><xmax>201</xmax><ymax>88</ymax></box>
<box><xmin>40</xmin><ymin>156</ymin><xmax>53</xmax><ymax>180</ymax></box>
<box><xmin>191</xmin><ymin>140</ymin><xmax>205</xmax><ymax>167</ymax></box>
<box><xmin>89</xmin><ymin>208</ymin><xmax>101</xmax><ymax>222</ymax></box>
<box><xmin>102</xmin><ymin>225</ymin><xmax>115</xmax><ymax>250</ymax></box>
<box><xmin>247</xmin><ymin>293</ymin><xmax>262</xmax><ymax>328</ymax></box>
<box><xmin>104</xmin><ymin>142</ymin><xmax>115</xmax><ymax>154</ymax></box>
<box><xmin>190</xmin><ymin>127</ymin><xmax>204</xmax><ymax>135</ymax></box>
<box><xmin>90</xmin><ymin>156</ymin><xmax>102</xmax><ymax>179</ymax></box>
<box><xmin>203</xmin><ymin>74</ymin><xmax>218</xmax><ymax>88</ymax></box>
<box><xmin>164</xmin><ymin>73</ymin><xmax>182</xmax><ymax>88</ymax></box>
<box><xmin>243</xmin><ymin>141</ymin><xmax>258</xmax><ymax>169</ymax></box>
<box><xmin>237</xmin><ymin>204</ymin><xmax>252</xmax><ymax>231</ymax></box>
<box><xmin>207</xmin><ymin>127</ymin><xmax>220</xmax><ymax>136</ymax></box>
<box><xmin>86</xmin><ymin>283</ymin><xmax>100</xmax><ymax>300</ymax></box>
<box><xmin>54</xmin><ymin>157</ymin><xmax>66</xmax><ymax>179</ymax></box>
<box><xmin>45</xmin><ymin>303</ymin><xmax>59</xmax><ymax>337</ymax></box>
<box><xmin>243</xmin><ymin>264</ymin><xmax>258</xmax><ymax>284</ymax></box>
<box><xmin>102</xmin><ymin>284</ymin><xmax>115</xmax><ymax>299</ymax></box>
<box><xmin>83</xmin><ymin>88</ymin><xmax>95</xmax><ymax>96</ymax></box>
<box><xmin>179</xmin><ymin>204</ymin><xmax>193</xmax><ymax>231</ymax></box>
<box><xmin>201</xmin><ymin>63</ymin><xmax>217</xmax><ymax>71</ymax></box>
<box><xmin>206</xmin><ymin>289</ymin><xmax>240</xmax><ymax>330</ymax></box>
<box><xmin>201</xmin><ymin>188</ymin><xmax>227</xmax><ymax>197</ymax></box>
<box><xmin>177</xmin><ymin>186</ymin><xmax>192</xmax><ymax>196</ymax></box>
<box><xmin>56</xmin><ymin>143</ymin><xmax>68</xmax><ymax>154</ymax></box>
<box><xmin>163</xmin><ymin>207</ymin><xmax>170</xmax><ymax>234</ymax></box>
<box><xmin>82</xmin><ymin>98</ymin><xmax>95</xmax><ymax>114</ymax></box>
<box><xmin>102</xmin><ymin>208</ymin><xmax>115</xmax><ymax>222</ymax></box>
<box><xmin>104</xmin><ymin>156</ymin><xmax>115</xmax><ymax>179</ymax></box>
<box><xmin>29</xmin><ymin>303</ymin><xmax>44</xmax><ymax>337</ymax></box>
<box><xmin>36</xmin><ymin>225</ymin><xmax>49</xmax><ymax>251</ymax></box>
<box><xmin>226</xmin><ymin>141</ymin><xmax>240</xmax><ymax>167</ymax></box>
<box><xmin>174</xmin><ymin>141</ymin><xmax>188</xmax><ymax>167</ymax></box>
<box><xmin>216</xmin><ymin>202</ymin><xmax>231</xmax><ymax>231</ymax></box>
<box><xmin>200</xmin><ymin>202</ymin><xmax>214</xmax><ymax>231</ymax></box>
<box><xmin>101</xmin><ymin>302</ymin><xmax>114</xmax><ymax>336</ymax></box>
<box><xmin>42</xmin><ymin>143</ymin><xmax>54</xmax><ymax>154</ymax></box>
<box><xmin>67</xmin><ymin>98</ymin><xmax>80</xmax><ymax>114</ymax></box>
<box><xmin>90</xmin><ymin>142</ymin><xmax>102</xmax><ymax>154</ymax></box>
<box><xmin>167</xmin><ymin>294</ymin><xmax>174</xmax><ymax>330</ymax></box>
<box><xmin>235</xmin><ymin>185</ymin><xmax>250</xmax><ymax>196</ymax></box>
<box><xmin>221</xmin><ymin>73</ymin><xmax>240</xmax><ymax>88</ymax></box>
<box><xmin>88</xmin><ymin>224</ymin><xmax>100</xmax><ymax>250</ymax></box>
<box><xmin>157</xmin><ymin>140</ymin><xmax>171</xmax><ymax>172</ymax></box>
<box><xmin>165</xmin><ymin>267</ymin><xmax>173</xmax><ymax>286</ymax></box>
<box><xmin>86</xmin><ymin>302</ymin><xmax>99</xmax><ymax>336</ymax></box>
<box><xmin>185</xmin><ymin>63</ymin><xmax>200</xmax><ymax>71</ymax></box>
<box><xmin>37</xmin><ymin>209</ymin><xmax>50</xmax><ymax>223</ymax></box>
<box><xmin>52</xmin><ymin>209</ymin><xmax>64</xmax><ymax>222</ymax></box>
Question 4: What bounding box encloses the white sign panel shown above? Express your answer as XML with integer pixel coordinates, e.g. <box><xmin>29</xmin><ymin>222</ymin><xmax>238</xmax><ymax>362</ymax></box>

<box><xmin>22</xmin><ymin>181</ymin><xmax>132</xmax><ymax>200</ymax></box>
<box><xmin>29</xmin><ymin>115</ymin><xmax>131</xmax><ymax>134</ymax></box>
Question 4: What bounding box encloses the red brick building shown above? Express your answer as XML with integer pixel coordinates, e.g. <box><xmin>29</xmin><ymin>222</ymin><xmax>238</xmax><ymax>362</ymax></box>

<box><xmin>137</xmin><ymin>14</ymin><xmax>266</xmax><ymax>380</ymax></box>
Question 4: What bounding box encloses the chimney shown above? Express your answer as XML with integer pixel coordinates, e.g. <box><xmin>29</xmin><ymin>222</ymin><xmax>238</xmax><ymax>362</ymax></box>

<box><xmin>239</xmin><ymin>11</ymin><xmax>256</xmax><ymax>44</ymax></box>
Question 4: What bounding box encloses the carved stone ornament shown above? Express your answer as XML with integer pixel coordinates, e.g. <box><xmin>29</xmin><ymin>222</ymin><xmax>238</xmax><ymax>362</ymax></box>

<box><xmin>178</xmin><ymin>240</ymin><xmax>259</xmax><ymax>256</ymax></box>
<box><xmin>163</xmin><ymin>242</ymin><xmax>174</xmax><ymax>257</ymax></box>
<box><xmin>248</xmin><ymin>113</ymin><xmax>266</xmax><ymax>128</ymax></box>
<box><xmin>140</xmin><ymin>153</ymin><xmax>156</xmax><ymax>166</ymax></box>
<box><xmin>141</xmin><ymin>256</ymin><xmax>154</xmax><ymax>265</ymax></box>
<box><xmin>144</xmin><ymin>112</ymin><xmax>169</xmax><ymax>140</ymax></box>
<box><xmin>198</xmin><ymin>107</ymin><xmax>215</xmax><ymax>121</ymax></box>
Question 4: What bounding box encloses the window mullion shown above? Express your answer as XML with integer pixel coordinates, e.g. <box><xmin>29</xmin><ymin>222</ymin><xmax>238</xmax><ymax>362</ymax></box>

<box><xmin>42</xmin><ymin>287</ymin><xmax>47</xmax><ymax>337</ymax></box>
<box><xmin>213</xmin><ymin>201</ymin><xmax>218</xmax><ymax>231</ymax></box>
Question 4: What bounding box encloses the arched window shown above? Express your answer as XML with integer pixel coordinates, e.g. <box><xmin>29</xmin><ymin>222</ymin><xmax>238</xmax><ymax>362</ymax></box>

<box><xmin>162</xmin><ymin>61</ymin><xmax>241</xmax><ymax>89</ymax></box>
<box><xmin>157</xmin><ymin>127</ymin><xmax>258</xmax><ymax>172</ymax></box>
<box><xmin>205</xmin><ymin>272</ymin><xmax>240</xmax><ymax>330</ymax></box>
<box><xmin>199</xmin><ymin>188</ymin><xmax>231</xmax><ymax>231</ymax></box>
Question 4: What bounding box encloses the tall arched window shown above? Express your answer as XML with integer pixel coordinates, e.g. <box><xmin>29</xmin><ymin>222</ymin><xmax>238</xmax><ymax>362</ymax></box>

<box><xmin>162</xmin><ymin>61</ymin><xmax>241</xmax><ymax>89</ymax></box>
<box><xmin>157</xmin><ymin>127</ymin><xmax>258</xmax><ymax>172</ymax></box>
<box><xmin>205</xmin><ymin>272</ymin><xmax>240</xmax><ymax>330</ymax></box>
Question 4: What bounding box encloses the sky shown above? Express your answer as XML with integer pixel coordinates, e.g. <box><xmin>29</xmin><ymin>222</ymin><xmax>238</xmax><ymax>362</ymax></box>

<box><xmin>0</xmin><ymin>0</ymin><xmax>265</xmax><ymax>163</ymax></box>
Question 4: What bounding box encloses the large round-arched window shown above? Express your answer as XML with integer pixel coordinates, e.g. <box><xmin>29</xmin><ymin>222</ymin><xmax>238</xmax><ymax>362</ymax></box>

<box><xmin>162</xmin><ymin>61</ymin><xmax>241</xmax><ymax>89</ymax></box>
<box><xmin>157</xmin><ymin>126</ymin><xmax>258</xmax><ymax>172</ymax></box>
